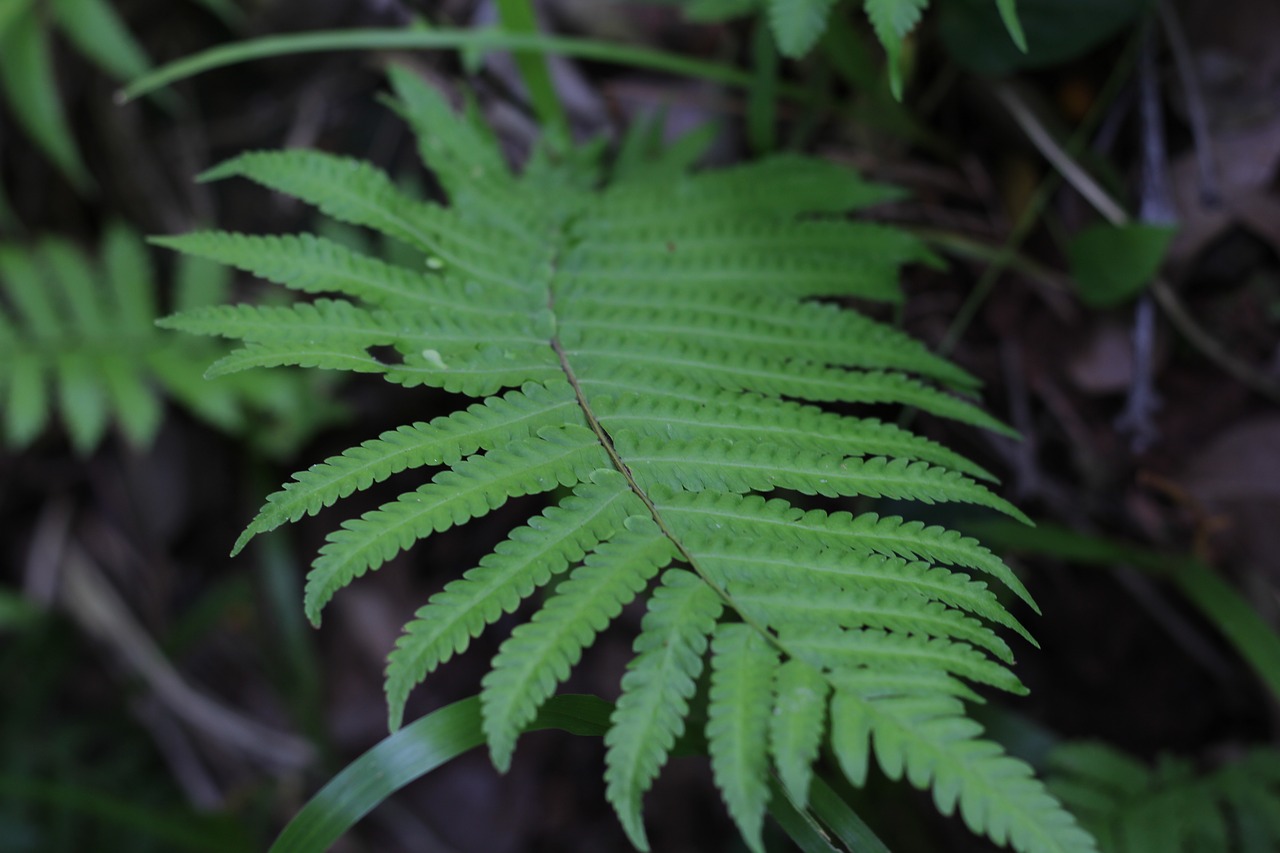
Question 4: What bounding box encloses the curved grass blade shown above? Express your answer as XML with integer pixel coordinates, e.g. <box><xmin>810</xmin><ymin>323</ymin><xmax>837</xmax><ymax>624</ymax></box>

<box><xmin>808</xmin><ymin>774</ymin><xmax>893</xmax><ymax>853</ymax></box>
<box><xmin>120</xmin><ymin>28</ymin><xmax>811</xmax><ymax>105</ymax></box>
<box><xmin>270</xmin><ymin>694</ymin><xmax>613</xmax><ymax>853</ymax></box>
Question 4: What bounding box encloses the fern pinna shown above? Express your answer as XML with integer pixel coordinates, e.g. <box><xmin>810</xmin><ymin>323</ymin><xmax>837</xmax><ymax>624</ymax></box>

<box><xmin>157</xmin><ymin>67</ymin><xmax>1094</xmax><ymax>853</ymax></box>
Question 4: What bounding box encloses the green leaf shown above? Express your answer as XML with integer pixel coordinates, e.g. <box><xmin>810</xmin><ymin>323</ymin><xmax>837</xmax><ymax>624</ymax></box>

<box><xmin>482</xmin><ymin>518</ymin><xmax>673</xmax><ymax>771</ymax></box>
<box><xmin>270</xmin><ymin>694</ymin><xmax>616</xmax><ymax>853</ymax></box>
<box><xmin>995</xmin><ymin>0</ymin><xmax>1028</xmax><ymax>51</ymax></box>
<box><xmin>0</xmin><ymin>5</ymin><xmax>93</xmax><ymax>190</ymax></box>
<box><xmin>387</xmin><ymin>471</ymin><xmax>639</xmax><ymax>730</ymax></box>
<box><xmin>51</xmin><ymin>0</ymin><xmax>151</xmax><ymax>82</ymax></box>
<box><xmin>1067</xmin><ymin>223</ymin><xmax>1175</xmax><ymax>308</ymax></box>
<box><xmin>606</xmin><ymin>569</ymin><xmax>723</xmax><ymax>850</ymax></box>
<box><xmin>769</xmin><ymin>0</ymin><xmax>839</xmax><ymax>57</ymax></box>
<box><xmin>304</xmin><ymin>426</ymin><xmax>608</xmax><ymax>624</ymax></box>
<box><xmin>863</xmin><ymin>0</ymin><xmax>928</xmax><ymax>99</ymax></box>
<box><xmin>938</xmin><ymin>0</ymin><xmax>1151</xmax><ymax>75</ymax></box>
<box><xmin>770</xmin><ymin>659</ymin><xmax>830</xmax><ymax>807</ymax></box>
<box><xmin>0</xmin><ymin>0</ymin><xmax>37</xmax><ymax>38</ymax></box>
<box><xmin>708</xmin><ymin>623</ymin><xmax>779</xmax><ymax>853</ymax></box>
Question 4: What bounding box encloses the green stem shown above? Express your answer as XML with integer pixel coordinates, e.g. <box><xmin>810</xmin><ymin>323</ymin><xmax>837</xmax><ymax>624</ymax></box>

<box><xmin>495</xmin><ymin>0</ymin><xmax>568</xmax><ymax>137</ymax></box>
<box><xmin>120</xmin><ymin>28</ymin><xmax>789</xmax><ymax>104</ymax></box>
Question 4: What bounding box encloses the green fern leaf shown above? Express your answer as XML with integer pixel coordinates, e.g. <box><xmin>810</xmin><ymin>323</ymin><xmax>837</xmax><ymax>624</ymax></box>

<box><xmin>234</xmin><ymin>380</ymin><xmax>580</xmax><ymax>554</ymax></box>
<box><xmin>150</xmin><ymin>232</ymin><xmax>491</xmax><ymax>315</ymax></box>
<box><xmin>482</xmin><ymin>516</ymin><xmax>674</xmax><ymax>771</ymax></box>
<box><xmin>771</xmin><ymin>658</ymin><xmax>830</xmax><ymax>807</ymax></box>
<box><xmin>599</xmin><ymin>392</ymin><xmax>994</xmax><ymax>481</ymax></box>
<box><xmin>864</xmin><ymin>0</ymin><xmax>929</xmax><ymax>98</ymax></box>
<box><xmin>708</xmin><ymin>623</ymin><xmax>779</xmax><ymax>853</ymax></box>
<box><xmin>0</xmin><ymin>5</ymin><xmax>92</xmax><ymax>190</ymax></box>
<box><xmin>159</xmin><ymin>67</ymin><xmax>1096</xmax><ymax>853</ymax></box>
<box><xmin>623</xmin><ymin>436</ymin><xmax>1028</xmax><ymax>521</ymax></box>
<box><xmin>833</xmin><ymin>690</ymin><xmax>1096</xmax><ymax>853</ymax></box>
<box><xmin>0</xmin><ymin>225</ymin><xmax>329</xmax><ymax>455</ymax></box>
<box><xmin>304</xmin><ymin>425</ymin><xmax>609</xmax><ymax>624</ymax></box>
<box><xmin>1047</xmin><ymin>742</ymin><xmax>1280</xmax><ymax>853</ymax></box>
<box><xmin>387</xmin><ymin>470</ymin><xmax>640</xmax><ymax>730</ymax></box>
<box><xmin>605</xmin><ymin>569</ymin><xmax>723</xmax><ymax>850</ymax></box>
<box><xmin>658</xmin><ymin>492</ymin><xmax>1035</xmax><ymax>614</ymax></box>
<box><xmin>769</xmin><ymin>0</ymin><xmax>839</xmax><ymax>56</ymax></box>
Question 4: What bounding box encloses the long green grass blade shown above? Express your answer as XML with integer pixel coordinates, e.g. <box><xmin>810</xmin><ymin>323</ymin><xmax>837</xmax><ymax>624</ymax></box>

<box><xmin>766</xmin><ymin>776</ymin><xmax>841</xmax><ymax>853</ymax></box>
<box><xmin>120</xmin><ymin>28</ymin><xmax>785</xmax><ymax>104</ymax></box>
<box><xmin>494</xmin><ymin>0</ymin><xmax>568</xmax><ymax>135</ymax></box>
<box><xmin>271</xmin><ymin>694</ymin><xmax>613</xmax><ymax>853</ymax></box>
<box><xmin>0</xmin><ymin>6</ymin><xmax>93</xmax><ymax>190</ymax></box>
<box><xmin>807</xmin><ymin>774</ymin><xmax>893</xmax><ymax>853</ymax></box>
<box><xmin>52</xmin><ymin>0</ymin><xmax>151</xmax><ymax>81</ymax></box>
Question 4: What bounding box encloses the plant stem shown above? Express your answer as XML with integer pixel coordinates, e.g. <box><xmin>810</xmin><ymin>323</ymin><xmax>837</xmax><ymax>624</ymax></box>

<box><xmin>120</xmin><ymin>28</ymin><xmax>784</xmax><ymax>104</ymax></box>
<box><xmin>494</xmin><ymin>0</ymin><xmax>569</xmax><ymax>138</ymax></box>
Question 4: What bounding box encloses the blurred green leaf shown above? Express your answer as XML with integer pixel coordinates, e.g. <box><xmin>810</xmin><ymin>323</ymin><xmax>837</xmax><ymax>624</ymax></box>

<box><xmin>0</xmin><ymin>588</ymin><xmax>40</xmax><ymax>631</ymax></box>
<box><xmin>993</xmin><ymin>0</ymin><xmax>1027</xmax><ymax>51</ymax></box>
<box><xmin>864</xmin><ymin>0</ymin><xmax>927</xmax><ymax>99</ymax></box>
<box><xmin>0</xmin><ymin>6</ymin><xmax>94</xmax><ymax>191</ymax></box>
<box><xmin>1068</xmin><ymin>222</ymin><xmax>1175</xmax><ymax>308</ymax></box>
<box><xmin>51</xmin><ymin>0</ymin><xmax>151</xmax><ymax>82</ymax></box>
<box><xmin>938</xmin><ymin>0</ymin><xmax>1151</xmax><ymax>75</ymax></box>
<box><xmin>769</xmin><ymin>0</ymin><xmax>839</xmax><ymax>57</ymax></box>
<box><xmin>0</xmin><ymin>0</ymin><xmax>36</xmax><ymax>38</ymax></box>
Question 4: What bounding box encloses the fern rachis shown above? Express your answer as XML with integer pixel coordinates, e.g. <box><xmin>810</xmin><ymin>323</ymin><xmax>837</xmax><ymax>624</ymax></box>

<box><xmin>160</xmin><ymin>65</ymin><xmax>1095</xmax><ymax>853</ymax></box>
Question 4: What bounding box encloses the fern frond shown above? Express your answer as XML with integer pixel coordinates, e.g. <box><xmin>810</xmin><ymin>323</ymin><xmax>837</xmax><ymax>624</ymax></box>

<box><xmin>589</xmin><ymin>154</ymin><xmax>906</xmax><ymax>230</ymax></box>
<box><xmin>598</xmin><ymin>392</ymin><xmax>994</xmax><ymax>480</ymax></box>
<box><xmin>304</xmin><ymin>425</ymin><xmax>608</xmax><ymax>624</ymax></box>
<box><xmin>565</xmin><ymin>294</ymin><xmax>974</xmax><ymax>391</ymax></box>
<box><xmin>206</xmin><ymin>339</ymin><xmax>390</xmax><ymax>378</ymax></box>
<box><xmin>234</xmin><ymin>380</ymin><xmax>580</xmax><ymax>553</ymax></box>
<box><xmin>159</xmin><ymin>68</ymin><xmax>1094</xmax><ymax>853</ymax></box>
<box><xmin>707</xmin><ymin>623</ymin><xmax>779</xmax><ymax>853</ymax></box>
<box><xmin>605</xmin><ymin>569</ymin><xmax>723</xmax><ymax>851</ymax></box>
<box><xmin>770</xmin><ymin>658</ymin><xmax>830</xmax><ymax>807</ymax></box>
<box><xmin>833</xmin><ymin>689</ymin><xmax>1095</xmax><ymax>853</ymax></box>
<box><xmin>781</xmin><ymin>625</ymin><xmax>1023</xmax><ymax>694</ymax></box>
<box><xmin>151</xmin><ymin>232</ymin><xmax>509</xmax><ymax>315</ymax></box>
<box><xmin>658</xmin><ymin>491</ymin><xmax>1034</xmax><ymax>611</ymax></box>
<box><xmin>164</xmin><ymin>299</ymin><xmax>542</xmax><ymax>355</ymax></box>
<box><xmin>1047</xmin><ymin>742</ymin><xmax>1280</xmax><ymax>853</ymax></box>
<box><xmin>733</xmin><ymin>583</ymin><xmax>1014</xmax><ymax>663</ymax></box>
<box><xmin>676</xmin><ymin>523</ymin><xmax>1032</xmax><ymax>643</ymax></box>
<box><xmin>481</xmin><ymin>516</ymin><xmax>674</xmax><ymax>771</ymax></box>
<box><xmin>200</xmin><ymin>151</ymin><xmax>439</xmax><ymax>252</ymax></box>
<box><xmin>0</xmin><ymin>225</ymin><xmax>328</xmax><ymax>454</ymax></box>
<box><xmin>769</xmin><ymin>0</ymin><xmax>839</xmax><ymax>55</ymax></box>
<box><xmin>624</xmin><ymin>437</ymin><xmax>1028</xmax><ymax>521</ymax></box>
<box><xmin>387</xmin><ymin>470</ymin><xmax>641</xmax><ymax>729</ymax></box>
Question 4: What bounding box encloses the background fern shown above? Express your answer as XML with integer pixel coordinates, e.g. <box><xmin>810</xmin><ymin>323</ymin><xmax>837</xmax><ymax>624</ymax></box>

<box><xmin>1046</xmin><ymin>742</ymin><xmax>1280</xmax><ymax>853</ymax></box>
<box><xmin>0</xmin><ymin>222</ymin><xmax>338</xmax><ymax>456</ymax></box>
<box><xmin>160</xmin><ymin>66</ymin><xmax>1096</xmax><ymax>853</ymax></box>
<box><xmin>665</xmin><ymin>0</ymin><xmax>1025</xmax><ymax>93</ymax></box>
